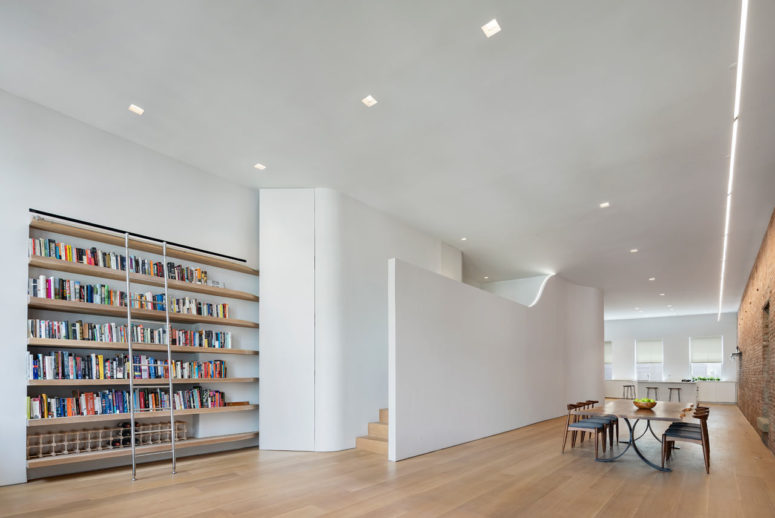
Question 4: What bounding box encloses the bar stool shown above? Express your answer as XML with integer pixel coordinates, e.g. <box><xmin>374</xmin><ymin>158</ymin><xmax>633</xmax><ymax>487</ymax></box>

<box><xmin>622</xmin><ymin>384</ymin><xmax>635</xmax><ymax>399</ymax></box>
<box><xmin>668</xmin><ymin>387</ymin><xmax>681</xmax><ymax>401</ymax></box>
<box><xmin>646</xmin><ymin>386</ymin><xmax>659</xmax><ymax>400</ymax></box>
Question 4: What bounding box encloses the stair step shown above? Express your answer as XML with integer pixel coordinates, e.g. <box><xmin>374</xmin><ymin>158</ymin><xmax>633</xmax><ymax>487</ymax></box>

<box><xmin>379</xmin><ymin>408</ymin><xmax>389</xmax><ymax>424</ymax></box>
<box><xmin>368</xmin><ymin>421</ymin><xmax>388</xmax><ymax>440</ymax></box>
<box><xmin>356</xmin><ymin>435</ymin><xmax>387</xmax><ymax>455</ymax></box>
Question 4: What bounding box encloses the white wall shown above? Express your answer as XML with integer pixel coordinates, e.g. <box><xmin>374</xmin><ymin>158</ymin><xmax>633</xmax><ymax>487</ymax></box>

<box><xmin>258</xmin><ymin>188</ymin><xmax>462</xmax><ymax>452</ymax></box>
<box><xmin>604</xmin><ymin>312</ymin><xmax>738</xmax><ymax>381</ymax></box>
<box><xmin>388</xmin><ymin>259</ymin><xmax>603</xmax><ymax>461</ymax></box>
<box><xmin>0</xmin><ymin>90</ymin><xmax>260</xmax><ymax>485</ymax></box>
<box><xmin>258</xmin><ymin>190</ymin><xmax>315</xmax><ymax>450</ymax></box>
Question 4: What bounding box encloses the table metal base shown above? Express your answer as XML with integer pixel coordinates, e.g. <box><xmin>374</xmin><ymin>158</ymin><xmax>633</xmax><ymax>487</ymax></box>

<box><xmin>596</xmin><ymin>417</ymin><xmax>671</xmax><ymax>472</ymax></box>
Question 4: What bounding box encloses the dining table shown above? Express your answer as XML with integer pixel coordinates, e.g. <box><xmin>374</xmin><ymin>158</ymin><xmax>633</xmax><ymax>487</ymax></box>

<box><xmin>572</xmin><ymin>399</ymin><xmax>692</xmax><ymax>472</ymax></box>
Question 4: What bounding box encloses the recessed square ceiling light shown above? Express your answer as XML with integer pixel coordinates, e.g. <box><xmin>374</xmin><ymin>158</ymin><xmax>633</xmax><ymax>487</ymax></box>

<box><xmin>484</xmin><ymin>276</ymin><xmax>489</xmax><ymax>280</ymax></box>
<box><xmin>253</xmin><ymin>163</ymin><xmax>267</xmax><ymax>170</ymax></box>
<box><xmin>599</xmin><ymin>201</ymin><xmax>610</xmax><ymax>208</ymax></box>
<box><xmin>659</xmin><ymin>293</ymin><xmax>665</xmax><ymax>296</ymax></box>
<box><xmin>630</xmin><ymin>248</ymin><xmax>639</xmax><ymax>253</ymax></box>
<box><xmin>461</xmin><ymin>237</ymin><xmax>467</xmax><ymax>241</ymax></box>
<box><xmin>128</xmin><ymin>104</ymin><xmax>144</xmax><ymax>115</ymax></box>
<box><xmin>648</xmin><ymin>277</ymin><xmax>656</xmax><ymax>281</ymax></box>
<box><xmin>481</xmin><ymin>19</ymin><xmax>501</xmax><ymax>38</ymax></box>
<box><xmin>361</xmin><ymin>95</ymin><xmax>378</xmax><ymax>107</ymax></box>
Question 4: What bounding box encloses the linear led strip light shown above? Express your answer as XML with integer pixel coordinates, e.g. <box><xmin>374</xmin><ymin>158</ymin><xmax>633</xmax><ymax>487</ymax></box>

<box><xmin>718</xmin><ymin>0</ymin><xmax>749</xmax><ymax>321</ymax></box>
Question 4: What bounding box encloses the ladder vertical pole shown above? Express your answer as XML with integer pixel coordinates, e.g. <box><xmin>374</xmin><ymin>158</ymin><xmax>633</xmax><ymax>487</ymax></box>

<box><xmin>124</xmin><ymin>233</ymin><xmax>137</xmax><ymax>481</ymax></box>
<box><xmin>163</xmin><ymin>241</ymin><xmax>177</xmax><ymax>474</ymax></box>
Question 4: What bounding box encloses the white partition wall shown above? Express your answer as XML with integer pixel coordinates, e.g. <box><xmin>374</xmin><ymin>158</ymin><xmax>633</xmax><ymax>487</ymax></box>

<box><xmin>259</xmin><ymin>188</ymin><xmax>463</xmax><ymax>452</ymax></box>
<box><xmin>388</xmin><ymin>259</ymin><xmax>603</xmax><ymax>462</ymax></box>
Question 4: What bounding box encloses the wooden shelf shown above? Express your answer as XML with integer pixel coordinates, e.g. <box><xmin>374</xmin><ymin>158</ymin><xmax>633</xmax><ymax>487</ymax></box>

<box><xmin>28</xmin><ymin>378</ymin><xmax>258</xmax><ymax>387</ymax></box>
<box><xmin>27</xmin><ymin>297</ymin><xmax>259</xmax><ymax>328</ymax></box>
<box><xmin>30</xmin><ymin>219</ymin><xmax>259</xmax><ymax>276</ymax></box>
<box><xmin>29</xmin><ymin>256</ymin><xmax>259</xmax><ymax>302</ymax></box>
<box><xmin>27</xmin><ymin>404</ymin><xmax>258</xmax><ymax>427</ymax></box>
<box><xmin>26</xmin><ymin>431</ymin><xmax>259</xmax><ymax>468</ymax></box>
<box><xmin>28</xmin><ymin>337</ymin><xmax>258</xmax><ymax>355</ymax></box>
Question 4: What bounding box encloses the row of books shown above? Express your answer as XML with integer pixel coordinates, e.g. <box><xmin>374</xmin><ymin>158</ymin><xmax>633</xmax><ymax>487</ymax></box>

<box><xmin>29</xmin><ymin>236</ymin><xmax>210</xmax><ymax>285</ymax></box>
<box><xmin>29</xmin><ymin>276</ymin><xmax>128</xmax><ymax>306</ymax></box>
<box><xmin>28</xmin><ymin>275</ymin><xmax>230</xmax><ymax>318</ymax></box>
<box><xmin>167</xmin><ymin>296</ymin><xmax>230</xmax><ymax>319</ymax></box>
<box><xmin>27</xmin><ymin>387</ymin><xmax>227</xmax><ymax>419</ymax></box>
<box><xmin>27</xmin><ymin>318</ymin><xmax>233</xmax><ymax>349</ymax></box>
<box><xmin>29</xmin><ymin>352</ymin><xmax>129</xmax><ymax>381</ymax></box>
<box><xmin>27</xmin><ymin>350</ymin><xmax>229</xmax><ymax>381</ymax></box>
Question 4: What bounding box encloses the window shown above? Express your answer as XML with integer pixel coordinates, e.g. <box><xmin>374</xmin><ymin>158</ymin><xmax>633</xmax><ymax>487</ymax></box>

<box><xmin>636</xmin><ymin>339</ymin><xmax>663</xmax><ymax>381</ymax></box>
<box><xmin>691</xmin><ymin>336</ymin><xmax>723</xmax><ymax>379</ymax></box>
<box><xmin>604</xmin><ymin>341</ymin><xmax>613</xmax><ymax>380</ymax></box>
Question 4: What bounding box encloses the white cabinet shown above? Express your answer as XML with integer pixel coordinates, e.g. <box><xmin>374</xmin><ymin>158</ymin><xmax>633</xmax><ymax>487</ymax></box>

<box><xmin>697</xmin><ymin>381</ymin><xmax>737</xmax><ymax>403</ymax></box>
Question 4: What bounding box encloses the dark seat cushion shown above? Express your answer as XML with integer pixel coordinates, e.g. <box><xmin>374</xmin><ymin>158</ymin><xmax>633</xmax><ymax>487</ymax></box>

<box><xmin>668</xmin><ymin>422</ymin><xmax>701</xmax><ymax>429</ymax></box>
<box><xmin>664</xmin><ymin>428</ymin><xmax>702</xmax><ymax>440</ymax></box>
<box><xmin>570</xmin><ymin>420</ymin><xmax>606</xmax><ymax>429</ymax></box>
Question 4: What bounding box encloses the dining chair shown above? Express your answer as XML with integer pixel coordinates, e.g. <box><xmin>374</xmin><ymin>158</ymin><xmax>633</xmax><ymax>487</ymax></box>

<box><xmin>574</xmin><ymin>401</ymin><xmax>611</xmax><ymax>449</ymax></box>
<box><xmin>584</xmin><ymin>399</ymin><xmax>619</xmax><ymax>447</ymax></box>
<box><xmin>669</xmin><ymin>405</ymin><xmax>709</xmax><ymax>431</ymax></box>
<box><xmin>661</xmin><ymin>408</ymin><xmax>710</xmax><ymax>473</ymax></box>
<box><xmin>562</xmin><ymin>403</ymin><xmax>607</xmax><ymax>459</ymax></box>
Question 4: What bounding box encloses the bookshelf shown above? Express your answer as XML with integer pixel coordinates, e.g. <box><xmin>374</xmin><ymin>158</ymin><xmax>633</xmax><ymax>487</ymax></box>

<box><xmin>28</xmin><ymin>378</ymin><xmax>259</xmax><ymax>386</ymax></box>
<box><xmin>29</xmin><ymin>255</ymin><xmax>259</xmax><ymax>301</ymax></box>
<box><xmin>28</xmin><ymin>338</ymin><xmax>259</xmax><ymax>355</ymax></box>
<box><xmin>28</xmin><ymin>297</ymin><xmax>259</xmax><ymax>328</ymax></box>
<box><xmin>25</xmin><ymin>215</ymin><xmax>260</xmax><ymax>478</ymax></box>
<box><xmin>26</xmin><ymin>404</ymin><xmax>259</xmax><ymax>427</ymax></box>
<box><xmin>30</xmin><ymin>219</ymin><xmax>260</xmax><ymax>275</ymax></box>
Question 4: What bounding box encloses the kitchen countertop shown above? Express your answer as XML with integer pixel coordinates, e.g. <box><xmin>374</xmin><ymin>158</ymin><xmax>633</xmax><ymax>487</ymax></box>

<box><xmin>636</xmin><ymin>381</ymin><xmax>697</xmax><ymax>384</ymax></box>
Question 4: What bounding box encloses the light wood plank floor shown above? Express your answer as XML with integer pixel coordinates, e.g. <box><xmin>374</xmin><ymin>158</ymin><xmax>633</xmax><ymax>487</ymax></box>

<box><xmin>2</xmin><ymin>403</ymin><xmax>775</xmax><ymax>517</ymax></box>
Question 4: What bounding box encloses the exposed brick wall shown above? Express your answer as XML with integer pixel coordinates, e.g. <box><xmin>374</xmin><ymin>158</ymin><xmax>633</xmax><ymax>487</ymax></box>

<box><xmin>738</xmin><ymin>207</ymin><xmax>775</xmax><ymax>451</ymax></box>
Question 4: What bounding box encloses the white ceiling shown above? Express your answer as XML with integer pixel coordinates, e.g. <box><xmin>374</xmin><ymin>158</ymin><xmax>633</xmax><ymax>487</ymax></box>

<box><xmin>1</xmin><ymin>1</ymin><xmax>773</xmax><ymax>320</ymax></box>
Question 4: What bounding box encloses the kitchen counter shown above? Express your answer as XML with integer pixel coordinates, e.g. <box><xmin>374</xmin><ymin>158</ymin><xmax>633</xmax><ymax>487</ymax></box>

<box><xmin>604</xmin><ymin>379</ymin><xmax>737</xmax><ymax>403</ymax></box>
<box><xmin>636</xmin><ymin>380</ymin><xmax>696</xmax><ymax>384</ymax></box>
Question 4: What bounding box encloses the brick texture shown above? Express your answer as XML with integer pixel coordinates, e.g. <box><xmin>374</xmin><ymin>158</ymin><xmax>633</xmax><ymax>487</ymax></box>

<box><xmin>738</xmin><ymin>207</ymin><xmax>775</xmax><ymax>451</ymax></box>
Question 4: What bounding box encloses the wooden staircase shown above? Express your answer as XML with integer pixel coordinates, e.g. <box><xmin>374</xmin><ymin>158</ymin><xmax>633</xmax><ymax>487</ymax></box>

<box><xmin>355</xmin><ymin>408</ymin><xmax>388</xmax><ymax>455</ymax></box>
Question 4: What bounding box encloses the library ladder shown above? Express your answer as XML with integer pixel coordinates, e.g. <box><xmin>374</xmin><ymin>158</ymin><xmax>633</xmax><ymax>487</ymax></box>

<box><xmin>124</xmin><ymin>233</ymin><xmax>177</xmax><ymax>481</ymax></box>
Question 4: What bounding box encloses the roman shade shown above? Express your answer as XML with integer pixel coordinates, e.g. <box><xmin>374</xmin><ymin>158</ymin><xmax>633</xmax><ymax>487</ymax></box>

<box><xmin>691</xmin><ymin>336</ymin><xmax>723</xmax><ymax>363</ymax></box>
<box><xmin>636</xmin><ymin>340</ymin><xmax>663</xmax><ymax>364</ymax></box>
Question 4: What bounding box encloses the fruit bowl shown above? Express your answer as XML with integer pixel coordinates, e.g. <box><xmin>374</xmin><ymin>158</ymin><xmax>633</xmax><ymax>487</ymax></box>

<box><xmin>633</xmin><ymin>399</ymin><xmax>657</xmax><ymax>410</ymax></box>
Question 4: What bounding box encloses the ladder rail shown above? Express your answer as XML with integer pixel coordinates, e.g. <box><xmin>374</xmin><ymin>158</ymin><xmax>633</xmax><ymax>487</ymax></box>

<box><xmin>162</xmin><ymin>241</ymin><xmax>177</xmax><ymax>474</ymax></box>
<box><xmin>124</xmin><ymin>232</ymin><xmax>137</xmax><ymax>481</ymax></box>
<box><xmin>126</xmin><ymin>235</ymin><xmax>177</xmax><ymax>480</ymax></box>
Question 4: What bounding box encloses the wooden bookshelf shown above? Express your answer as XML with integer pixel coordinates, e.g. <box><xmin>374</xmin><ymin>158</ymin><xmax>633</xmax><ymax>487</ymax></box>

<box><xmin>26</xmin><ymin>431</ymin><xmax>259</xmax><ymax>468</ymax></box>
<box><xmin>29</xmin><ymin>256</ymin><xmax>259</xmax><ymax>302</ymax></box>
<box><xmin>28</xmin><ymin>338</ymin><xmax>258</xmax><ymax>356</ymax></box>
<box><xmin>28</xmin><ymin>378</ymin><xmax>258</xmax><ymax>387</ymax></box>
<box><xmin>30</xmin><ymin>219</ymin><xmax>259</xmax><ymax>276</ymax></box>
<box><xmin>27</xmin><ymin>404</ymin><xmax>258</xmax><ymax>427</ymax></box>
<box><xmin>26</xmin><ymin>216</ymin><xmax>260</xmax><ymax>475</ymax></box>
<box><xmin>28</xmin><ymin>297</ymin><xmax>259</xmax><ymax>328</ymax></box>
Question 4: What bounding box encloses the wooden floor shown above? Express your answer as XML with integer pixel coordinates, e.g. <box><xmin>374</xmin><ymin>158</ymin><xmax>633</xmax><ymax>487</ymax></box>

<box><xmin>2</xmin><ymin>404</ymin><xmax>775</xmax><ymax>517</ymax></box>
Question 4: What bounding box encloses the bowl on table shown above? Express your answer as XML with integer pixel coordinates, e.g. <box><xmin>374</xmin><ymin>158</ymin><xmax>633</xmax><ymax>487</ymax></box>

<box><xmin>633</xmin><ymin>400</ymin><xmax>657</xmax><ymax>410</ymax></box>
